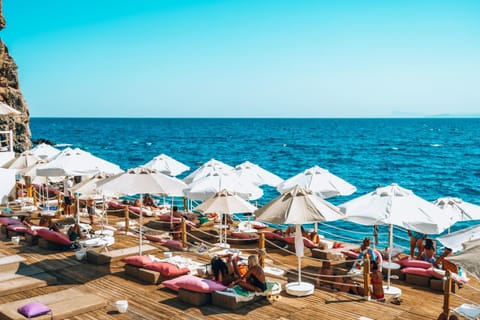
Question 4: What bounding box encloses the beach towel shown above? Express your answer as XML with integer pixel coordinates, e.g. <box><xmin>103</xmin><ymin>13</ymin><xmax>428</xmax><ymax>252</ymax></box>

<box><xmin>215</xmin><ymin>281</ymin><xmax>281</xmax><ymax>302</ymax></box>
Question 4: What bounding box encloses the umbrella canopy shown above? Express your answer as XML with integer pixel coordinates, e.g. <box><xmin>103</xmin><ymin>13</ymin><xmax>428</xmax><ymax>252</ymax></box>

<box><xmin>96</xmin><ymin>167</ymin><xmax>187</xmax><ymax>197</ymax></box>
<box><xmin>29</xmin><ymin>143</ymin><xmax>61</xmax><ymax>160</ymax></box>
<box><xmin>234</xmin><ymin>161</ymin><xmax>284</xmax><ymax>187</ymax></box>
<box><xmin>446</xmin><ymin>238</ymin><xmax>480</xmax><ymax>280</ymax></box>
<box><xmin>183</xmin><ymin>158</ymin><xmax>234</xmax><ymax>184</ymax></box>
<box><xmin>36</xmin><ymin>147</ymin><xmax>123</xmax><ymax>177</ymax></box>
<box><xmin>255</xmin><ymin>185</ymin><xmax>345</xmax><ymax>225</ymax></box>
<box><xmin>0</xmin><ymin>102</ymin><xmax>21</xmax><ymax>115</ymax></box>
<box><xmin>2</xmin><ymin>152</ymin><xmax>39</xmax><ymax>170</ymax></box>
<box><xmin>142</xmin><ymin>153</ymin><xmax>190</xmax><ymax>177</ymax></box>
<box><xmin>339</xmin><ymin>183</ymin><xmax>450</xmax><ymax>234</ymax></box>
<box><xmin>185</xmin><ymin>171</ymin><xmax>263</xmax><ymax>201</ymax></box>
<box><xmin>20</xmin><ymin>160</ymin><xmax>64</xmax><ymax>184</ymax></box>
<box><xmin>434</xmin><ymin>197</ymin><xmax>480</xmax><ymax>225</ymax></box>
<box><xmin>255</xmin><ymin>185</ymin><xmax>344</xmax><ymax>296</ymax></box>
<box><xmin>71</xmin><ymin>173</ymin><xmax>118</xmax><ymax>199</ymax></box>
<box><xmin>437</xmin><ymin>225</ymin><xmax>480</xmax><ymax>253</ymax></box>
<box><xmin>194</xmin><ymin>189</ymin><xmax>257</xmax><ymax>214</ymax></box>
<box><xmin>277</xmin><ymin>165</ymin><xmax>356</xmax><ymax>199</ymax></box>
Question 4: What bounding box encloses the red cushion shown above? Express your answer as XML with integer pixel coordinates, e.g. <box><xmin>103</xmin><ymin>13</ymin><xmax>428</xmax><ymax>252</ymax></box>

<box><xmin>36</xmin><ymin>228</ymin><xmax>72</xmax><ymax>246</ymax></box>
<box><xmin>121</xmin><ymin>255</ymin><xmax>153</xmax><ymax>267</ymax></box>
<box><xmin>302</xmin><ymin>237</ymin><xmax>317</xmax><ymax>248</ymax></box>
<box><xmin>162</xmin><ymin>275</ymin><xmax>227</xmax><ymax>293</ymax></box>
<box><xmin>398</xmin><ymin>257</ymin><xmax>432</xmax><ymax>269</ymax></box>
<box><xmin>145</xmin><ymin>262</ymin><xmax>189</xmax><ymax>277</ymax></box>
<box><xmin>0</xmin><ymin>217</ymin><xmax>21</xmax><ymax>225</ymax></box>
<box><xmin>401</xmin><ymin>267</ymin><xmax>431</xmax><ymax>277</ymax></box>
<box><xmin>262</xmin><ymin>231</ymin><xmax>284</xmax><ymax>242</ymax></box>
<box><xmin>7</xmin><ymin>224</ymin><xmax>30</xmax><ymax>233</ymax></box>
<box><xmin>428</xmin><ymin>267</ymin><xmax>446</xmax><ymax>279</ymax></box>
<box><xmin>342</xmin><ymin>250</ymin><xmax>360</xmax><ymax>259</ymax></box>
<box><xmin>158</xmin><ymin>214</ymin><xmax>181</xmax><ymax>223</ymax></box>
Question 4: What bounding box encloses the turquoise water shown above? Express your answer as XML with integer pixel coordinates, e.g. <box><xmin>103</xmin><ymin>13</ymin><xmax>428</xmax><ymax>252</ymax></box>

<box><xmin>30</xmin><ymin>118</ymin><xmax>480</xmax><ymax>251</ymax></box>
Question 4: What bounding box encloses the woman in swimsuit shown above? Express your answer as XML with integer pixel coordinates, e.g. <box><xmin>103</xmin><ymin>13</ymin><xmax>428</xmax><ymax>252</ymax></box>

<box><xmin>232</xmin><ymin>255</ymin><xmax>266</xmax><ymax>292</ymax></box>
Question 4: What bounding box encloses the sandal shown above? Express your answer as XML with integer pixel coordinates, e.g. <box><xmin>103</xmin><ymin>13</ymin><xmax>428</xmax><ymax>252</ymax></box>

<box><xmin>391</xmin><ymin>298</ymin><xmax>401</xmax><ymax>305</ymax></box>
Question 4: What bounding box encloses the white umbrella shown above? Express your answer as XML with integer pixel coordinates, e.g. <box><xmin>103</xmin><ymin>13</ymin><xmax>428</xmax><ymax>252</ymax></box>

<box><xmin>434</xmin><ymin>197</ymin><xmax>480</xmax><ymax>226</ymax></box>
<box><xmin>2</xmin><ymin>152</ymin><xmax>39</xmax><ymax>170</ymax></box>
<box><xmin>183</xmin><ymin>158</ymin><xmax>233</xmax><ymax>184</ymax></box>
<box><xmin>95</xmin><ymin>167</ymin><xmax>188</xmax><ymax>254</ymax></box>
<box><xmin>29</xmin><ymin>143</ymin><xmax>61</xmax><ymax>160</ymax></box>
<box><xmin>255</xmin><ymin>185</ymin><xmax>345</xmax><ymax>296</ymax></box>
<box><xmin>194</xmin><ymin>189</ymin><xmax>257</xmax><ymax>247</ymax></box>
<box><xmin>277</xmin><ymin>165</ymin><xmax>357</xmax><ymax>199</ymax></box>
<box><xmin>20</xmin><ymin>160</ymin><xmax>64</xmax><ymax>185</ymax></box>
<box><xmin>339</xmin><ymin>183</ymin><xmax>450</xmax><ymax>295</ymax></box>
<box><xmin>446</xmin><ymin>238</ymin><xmax>480</xmax><ymax>280</ymax></box>
<box><xmin>36</xmin><ymin>147</ymin><xmax>123</xmax><ymax>177</ymax></box>
<box><xmin>234</xmin><ymin>161</ymin><xmax>284</xmax><ymax>187</ymax></box>
<box><xmin>71</xmin><ymin>173</ymin><xmax>118</xmax><ymax>199</ymax></box>
<box><xmin>437</xmin><ymin>225</ymin><xmax>480</xmax><ymax>253</ymax></box>
<box><xmin>185</xmin><ymin>171</ymin><xmax>263</xmax><ymax>201</ymax></box>
<box><xmin>0</xmin><ymin>102</ymin><xmax>21</xmax><ymax>115</ymax></box>
<box><xmin>142</xmin><ymin>153</ymin><xmax>190</xmax><ymax>177</ymax></box>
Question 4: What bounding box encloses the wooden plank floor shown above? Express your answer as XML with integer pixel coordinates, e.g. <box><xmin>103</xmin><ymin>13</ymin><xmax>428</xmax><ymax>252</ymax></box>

<box><xmin>1</xmin><ymin>212</ymin><xmax>479</xmax><ymax>320</ymax></box>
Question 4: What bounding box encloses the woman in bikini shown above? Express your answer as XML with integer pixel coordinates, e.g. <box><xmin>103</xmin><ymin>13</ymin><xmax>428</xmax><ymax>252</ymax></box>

<box><xmin>370</xmin><ymin>261</ymin><xmax>385</xmax><ymax>301</ymax></box>
<box><xmin>232</xmin><ymin>255</ymin><xmax>266</xmax><ymax>292</ymax></box>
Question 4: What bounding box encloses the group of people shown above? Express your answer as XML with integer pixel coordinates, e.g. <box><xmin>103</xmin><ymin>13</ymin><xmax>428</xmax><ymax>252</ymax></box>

<box><xmin>408</xmin><ymin>230</ymin><xmax>453</xmax><ymax>268</ymax></box>
<box><xmin>210</xmin><ymin>254</ymin><xmax>266</xmax><ymax>293</ymax></box>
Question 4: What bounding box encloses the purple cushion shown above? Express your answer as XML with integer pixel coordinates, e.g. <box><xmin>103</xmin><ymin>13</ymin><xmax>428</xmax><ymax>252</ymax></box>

<box><xmin>17</xmin><ymin>302</ymin><xmax>51</xmax><ymax>318</ymax></box>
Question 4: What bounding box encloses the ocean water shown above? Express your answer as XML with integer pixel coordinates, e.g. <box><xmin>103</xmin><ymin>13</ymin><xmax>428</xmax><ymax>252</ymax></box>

<box><xmin>30</xmin><ymin>118</ymin><xmax>480</xmax><ymax>251</ymax></box>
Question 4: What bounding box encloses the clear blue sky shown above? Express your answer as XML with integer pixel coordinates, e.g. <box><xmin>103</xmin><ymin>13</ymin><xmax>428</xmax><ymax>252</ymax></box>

<box><xmin>2</xmin><ymin>0</ymin><xmax>480</xmax><ymax>117</ymax></box>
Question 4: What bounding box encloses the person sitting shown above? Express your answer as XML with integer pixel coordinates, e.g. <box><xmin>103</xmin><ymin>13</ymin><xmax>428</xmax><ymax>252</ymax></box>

<box><xmin>211</xmin><ymin>254</ymin><xmax>239</xmax><ymax>286</ymax></box>
<box><xmin>48</xmin><ymin>221</ymin><xmax>61</xmax><ymax>232</ymax></box>
<box><xmin>316</xmin><ymin>261</ymin><xmax>337</xmax><ymax>289</ymax></box>
<box><xmin>86</xmin><ymin>198</ymin><xmax>96</xmax><ymax>225</ymax></box>
<box><xmin>357</xmin><ymin>237</ymin><xmax>377</xmax><ymax>264</ymax></box>
<box><xmin>143</xmin><ymin>193</ymin><xmax>158</xmax><ymax>208</ymax></box>
<box><xmin>420</xmin><ymin>238</ymin><xmax>436</xmax><ymax>264</ymax></box>
<box><xmin>67</xmin><ymin>223</ymin><xmax>86</xmax><ymax>241</ymax></box>
<box><xmin>434</xmin><ymin>247</ymin><xmax>453</xmax><ymax>269</ymax></box>
<box><xmin>408</xmin><ymin>229</ymin><xmax>427</xmax><ymax>259</ymax></box>
<box><xmin>231</xmin><ymin>255</ymin><xmax>266</xmax><ymax>292</ymax></box>
<box><xmin>370</xmin><ymin>261</ymin><xmax>385</xmax><ymax>301</ymax></box>
<box><xmin>133</xmin><ymin>198</ymin><xmax>142</xmax><ymax>207</ymax></box>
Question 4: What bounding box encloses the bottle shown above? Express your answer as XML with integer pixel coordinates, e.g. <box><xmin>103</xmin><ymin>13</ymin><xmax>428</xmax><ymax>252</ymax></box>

<box><xmin>458</xmin><ymin>266</ymin><xmax>463</xmax><ymax>277</ymax></box>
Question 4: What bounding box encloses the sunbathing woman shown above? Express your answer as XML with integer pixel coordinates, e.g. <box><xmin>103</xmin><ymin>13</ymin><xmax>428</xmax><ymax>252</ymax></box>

<box><xmin>232</xmin><ymin>255</ymin><xmax>266</xmax><ymax>292</ymax></box>
<box><xmin>211</xmin><ymin>254</ymin><xmax>238</xmax><ymax>286</ymax></box>
<box><xmin>370</xmin><ymin>261</ymin><xmax>385</xmax><ymax>301</ymax></box>
<box><xmin>67</xmin><ymin>223</ymin><xmax>86</xmax><ymax>241</ymax></box>
<box><xmin>420</xmin><ymin>238</ymin><xmax>436</xmax><ymax>264</ymax></box>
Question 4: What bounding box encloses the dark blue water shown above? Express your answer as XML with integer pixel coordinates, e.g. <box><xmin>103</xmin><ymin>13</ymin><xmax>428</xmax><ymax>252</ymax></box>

<box><xmin>30</xmin><ymin>118</ymin><xmax>480</xmax><ymax>251</ymax></box>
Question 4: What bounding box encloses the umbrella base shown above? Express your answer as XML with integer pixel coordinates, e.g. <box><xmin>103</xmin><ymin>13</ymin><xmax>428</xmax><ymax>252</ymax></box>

<box><xmin>383</xmin><ymin>285</ymin><xmax>402</xmax><ymax>296</ymax></box>
<box><xmin>285</xmin><ymin>282</ymin><xmax>314</xmax><ymax>297</ymax></box>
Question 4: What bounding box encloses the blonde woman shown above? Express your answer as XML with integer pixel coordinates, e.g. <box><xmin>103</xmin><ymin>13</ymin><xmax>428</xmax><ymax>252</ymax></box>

<box><xmin>232</xmin><ymin>255</ymin><xmax>266</xmax><ymax>292</ymax></box>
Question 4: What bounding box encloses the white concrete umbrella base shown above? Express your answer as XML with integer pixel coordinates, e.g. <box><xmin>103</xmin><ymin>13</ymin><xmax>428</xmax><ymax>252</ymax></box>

<box><xmin>285</xmin><ymin>282</ymin><xmax>315</xmax><ymax>297</ymax></box>
<box><xmin>383</xmin><ymin>285</ymin><xmax>402</xmax><ymax>296</ymax></box>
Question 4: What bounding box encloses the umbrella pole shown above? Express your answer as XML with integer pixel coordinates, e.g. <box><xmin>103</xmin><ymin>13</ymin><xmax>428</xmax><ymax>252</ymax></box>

<box><xmin>387</xmin><ymin>224</ymin><xmax>393</xmax><ymax>288</ymax></box>
<box><xmin>297</xmin><ymin>256</ymin><xmax>302</xmax><ymax>284</ymax></box>
<box><xmin>139</xmin><ymin>194</ymin><xmax>143</xmax><ymax>255</ymax></box>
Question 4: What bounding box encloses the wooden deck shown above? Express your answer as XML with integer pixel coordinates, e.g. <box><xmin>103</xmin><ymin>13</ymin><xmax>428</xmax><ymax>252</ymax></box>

<box><xmin>1</xmin><ymin>211</ymin><xmax>479</xmax><ymax>320</ymax></box>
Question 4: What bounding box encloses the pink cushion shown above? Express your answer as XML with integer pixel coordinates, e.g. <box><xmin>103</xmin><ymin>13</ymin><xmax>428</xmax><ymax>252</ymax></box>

<box><xmin>158</xmin><ymin>214</ymin><xmax>181</xmax><ymax>223</ymax></box>
<box><xmin>302</xmin><ymin>237</ymin><xmax>317</xmax><ymax>248</ymax></box>
<box><xmin>428</xmin><ymin>267</ymin><xmax>446</xmax><ymax>279</ymax></box>
<box><xmin>145</xmin><ymin>262</ymin><xmax>189</xmax><ymax>277</ymax></box>
<box><xmin>7</xmin><ymin>224</ymin><xmax>30</xmax><ymax>233</ymax></box>
<box><xmin>36</xmin><ymin>228</ymin><xmax>72</xmax><ymax>246</ymax></box>
<box><xmin>451</xmin><ymin>273</ymin><xmax>469</xmax><ymax>284</ymax></box>
<box><xmin>17</xmin><ymin>302</ymin><xmax>51</xmax><ymax>318</ymax></box>
<box><xmin>0</xmin><ymin>217</ymin><xmax>21</xmax><ymax>225</ymax></box>
<box><xmin>342</xmin><ymin>250</ymin><xmax>360</xmax><ymax>259</ymax></box>
<box><xmin>398</xmin><ymin>257</ymin><xmax>432</xmax><ymax>269</ymax></box>
<box><xmin>160</xmin><ymin>239</ymin><xmax>185</xmax><ymax>250</ymax></box>
<box><xmin>283</xmin><ymin>236</ymin><xmax>295</xmax><ymax>244</ymax></box>
<box><xmin>262</xmin><ymin>231</ymin><xmax>284</xmax><ymax>242</ymax></box>
<box><xmin>121</xmin><ymin>255</ymin><xmax>153</xmax><ymax>267</ymax></box>
<box><xmin>231</xmin><ymin>232</ymin><xmax>259</xmax><ymax>240</ymax></box>
<box><xmin>162</xmin><ymin>275</ymin><xmax>227</xmax><ymax>293</ymax></box>
<box><xmin>401</xmin><ymin>267</ymin><xmax>431</xmax><ymax>277</ymax></box>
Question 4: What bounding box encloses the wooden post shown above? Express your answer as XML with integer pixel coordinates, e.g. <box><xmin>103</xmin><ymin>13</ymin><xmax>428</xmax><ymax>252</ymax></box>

<box><xmin>181</xmin><ymin>218</ymin><xmax>187</xmax><ymax>248</ymax></box>
<box><xmin>32</xmin><ymin>186</ymin><xmax>37</xmax><ymax>206</ymax></box>
<box><xmin>124</xmin><ymin>206</ymin><xmax>130</xmax><ymax>234</ymax></box>
<box><xmin>56</xmin><ymin>193</ymin><xmax>62</xmax><ymax>216</ymax></box>
<box><xmin>259</xmin><ymin>233</ymin><xmax>265</xmax><ymax>268</ymax></box>
<box><xmin>363</xmin><ymin>256</ymin><xmax>371</xmax><ymax>300</ymax></box>
<box><xmin>443</xmin><ymin>270</ymin><xmax>452</xmax><ymax>317</ymax></box>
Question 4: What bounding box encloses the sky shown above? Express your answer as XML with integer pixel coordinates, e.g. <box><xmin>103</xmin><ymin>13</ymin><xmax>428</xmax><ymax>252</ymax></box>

<box><xmin>2</xmin><ymin>0</ymin><xmax>480</xmax><ymax>118</ymax></box>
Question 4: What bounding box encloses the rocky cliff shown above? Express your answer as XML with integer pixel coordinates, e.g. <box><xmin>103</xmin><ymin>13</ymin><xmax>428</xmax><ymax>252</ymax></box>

<box><xmin>0</xmin><ymin>0</ymin><xmax>32</xmax><ymax>153</ymax></box>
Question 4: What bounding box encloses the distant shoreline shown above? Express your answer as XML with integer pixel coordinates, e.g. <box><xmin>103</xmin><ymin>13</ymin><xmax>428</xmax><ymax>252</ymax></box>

<box><xmin>29</xmin><ymin>116</ymin><xmax>480</xmax><ymax>119</ymax></box>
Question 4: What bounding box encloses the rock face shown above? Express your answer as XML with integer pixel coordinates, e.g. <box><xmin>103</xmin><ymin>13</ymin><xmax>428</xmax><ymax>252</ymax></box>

<box><xmin>0</xmin><ymin>0</ymin><xmax>32</xmax><ymax>153</ymax></box>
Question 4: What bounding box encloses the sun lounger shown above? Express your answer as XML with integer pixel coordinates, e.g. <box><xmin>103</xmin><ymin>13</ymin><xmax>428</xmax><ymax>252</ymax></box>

<box><xmin>0</xmin><ymin>287</ymin><xmax>106</xmax><ymax>320</ymax></box>
<box><xmin>86</xmin><ymin>244</ymin><xmax>157</xmax><ymax>265</ymax></box>
<box><xmin>0</xmin><ymin>271</ymin><xmax>57</xmax><ymax>296</ymax></box>
<box><xmin>211</xmin><ymin>281</ymin><xmax>282</xmax><ymax>310</ymax></box>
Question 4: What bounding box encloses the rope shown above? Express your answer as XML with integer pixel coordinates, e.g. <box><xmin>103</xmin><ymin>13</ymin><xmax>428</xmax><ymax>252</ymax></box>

<box><xmin>451</xmin><ymin>292</ymin><xmax>480</xmax><ymax>306</ymax></box>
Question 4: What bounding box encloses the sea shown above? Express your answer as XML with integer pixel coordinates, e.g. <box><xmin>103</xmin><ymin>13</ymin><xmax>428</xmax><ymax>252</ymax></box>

<box><xmin>29</xmin><ymin>118</ymin><xmax>480</xmax><ymax>252</ymax></box>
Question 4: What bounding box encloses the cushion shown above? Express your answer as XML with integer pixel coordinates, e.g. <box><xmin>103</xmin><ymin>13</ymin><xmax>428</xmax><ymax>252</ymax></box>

<box><xmin>17</xmin><ymin>302</ymin><xmax>51</xmax><ymax>318</ymax></box>
<box><xmin>7</xmin><ymin>224</ymin><xmax>30</xmax><ymax>233</ymax></box>
<box><xmin>398</xmin><ymin>257</ymin><xmax>432</xmax><ymax>269</ymax></box>
<box><xmin>429</xmin><ymin>267</ymin><xmax>446</xmax><ymax>279</ymax></box>
<box><xmin>342</xmin><ymin>250</ymin><xmax>360</xmax><ymax>259</ymax></box>
<box><xmin>158</xmin><ymin>214</ymin><xmax>181</xmax><ymax>223</ymax></box>
<box><xmin>145</xmin><ymin>262</ymin><xmax>189</xmax><ymax>277</ymax></box>
<box><xmin>159</xmin><ymin>239</ymin><xmax>185</xmax><ymax>250</ymax></box>
<box><xmin>262</xmin><ymin>231</ymin><xmax>284</xmax><ymax>242</ymax></box>
<box><xmin>121</xmin><ymin>255</ymin><xmax>153</xmax><ymax>267</ymax></box>
<box><xmin>231</xmin><ymin>232</ymin><xmax>259</xmax><ymax>240</ymax></box>
<box><xmin>162</xmin><ymin>275</ymin><xmax>227</xmax><ymax>293</ymax></box>
<box><xmin>36</xmin><ymin>228</ymin><xmax>72</xmax><ymax>246</ymax></box>
<box><xmin>401</xmin><ymin>267</ymin><xmax>431</xmax><ymax>277</ymax></box>
<box><xmin>0</xmin><ymin>217</ymin><xmax>20</xmax><ymax>225</ymax></box>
